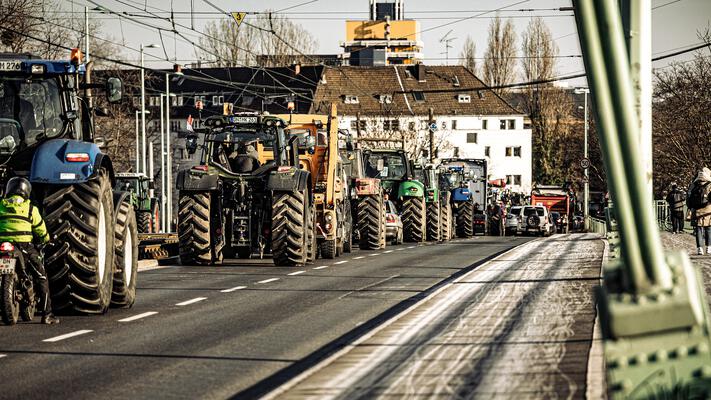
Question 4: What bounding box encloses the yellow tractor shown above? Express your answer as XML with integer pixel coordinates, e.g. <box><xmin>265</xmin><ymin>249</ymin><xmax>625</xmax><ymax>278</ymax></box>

<box><xmin>258</xmin><ymin>104</ymin><xmax>351</xmax><ymax>258</ymax></box>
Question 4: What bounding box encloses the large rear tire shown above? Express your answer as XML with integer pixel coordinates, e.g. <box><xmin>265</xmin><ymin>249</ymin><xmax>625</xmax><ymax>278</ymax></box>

<box><xmin>43</xmin><ymin>169</ymin><xmax>115</xmax><ymax>314</ymax></box>
<box><xmin>455</xmin><ymin>202</ymin><xmax>474</xmax><ymax>238</ymax></box>
<box><xmin>111</xmin><ymin>199</ymin><xmax>138</xmax><ymax>308</ymax></box>
<box><xmin>402</xmin><ymin>197</ymin><xmax>426</xmax><ymax>243</ymax></box>
<box><xmin>426</xmin><ymin>202</ymin><xmax>441</xmax><ymax>242</ymax></box>
<box><xmin>441</xmin><ymin>201</ymin><xmax>452</xmax><ymax>241</ymax></box>
<box><xmin>137</xmin><ymin>211</ymin><xmax>151</xmax><ymax>234</ymax></box>
<box><xmin>150</xmin><ymin>199</ymin><xmax>161</xmax><ymax>233</ymax></box>
<box><xmin>272</xmin><ymin>191</ymin><xmax>307</xmax><ymax>266</ymax></box>
<box><xmin>178</xmin><ymin>192</ymin><xmax>222</xmax><ymax>265</ymax></box>
<box><xmin>1</xmin><ymin>274</ymin><xmax>19</xmax><ymax>325</ymax></box>
<box><xmin>357</xmin><ymin>195</ymin><xmax>384</xmax><ymax>250</ymax></box>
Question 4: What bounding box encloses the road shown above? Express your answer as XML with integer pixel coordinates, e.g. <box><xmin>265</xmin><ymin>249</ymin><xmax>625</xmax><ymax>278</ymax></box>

<box><xmin>0</xmin><ymin>235</ymin><xmax>532</xmax><ymax>399</ymax></box>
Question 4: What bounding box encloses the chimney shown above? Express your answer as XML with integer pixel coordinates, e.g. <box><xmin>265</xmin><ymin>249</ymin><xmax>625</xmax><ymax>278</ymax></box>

<box><xmin>415</xmin><ymin>63</ymin><xmax>425</xmax><ymax>82</ymax></box>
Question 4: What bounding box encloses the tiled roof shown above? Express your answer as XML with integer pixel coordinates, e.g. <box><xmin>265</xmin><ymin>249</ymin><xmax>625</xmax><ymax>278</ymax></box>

<box><xmin>310</xmin><ymin>65</ymin><xmax>522</xmax><ymax>117</ymax></box>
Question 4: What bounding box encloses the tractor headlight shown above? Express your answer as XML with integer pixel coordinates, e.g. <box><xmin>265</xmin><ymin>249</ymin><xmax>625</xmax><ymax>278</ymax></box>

<box><xmin>31</xmin><ymin>64</ymin><xmax>46</xmax><ymax>74</ymax></box>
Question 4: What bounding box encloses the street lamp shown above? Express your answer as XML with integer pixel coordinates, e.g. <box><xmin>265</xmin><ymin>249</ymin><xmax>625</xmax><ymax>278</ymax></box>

<box><xmin>140</xmin><ymin>43</ymin><xmax>160</xmax><ymax>175</ymax></box>
<box><xmin>160</xmin><ymin>92</ymin><xmax>176</xmax><ymax>233</ymax></box>
<box><xmin>134</xmin><ymin>110</ymin><xmax>150</xmax><ymax>173</ymax></box>
<box><xmin>574</xmin><ymin>87</ymin><xmax>590</xmax><ymax>230</ymax></box>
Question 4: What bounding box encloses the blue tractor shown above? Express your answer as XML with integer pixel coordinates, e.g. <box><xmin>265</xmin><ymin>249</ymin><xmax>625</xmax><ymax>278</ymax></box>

<box><xmin>0</xmin><ymin>51</ymin><xmax>138</xmax><ymax>313</ymax></box>
<box><xmin>439</xmin><ymin>158</ymin><xmax>488</xmax><ymax>237</ymax></box>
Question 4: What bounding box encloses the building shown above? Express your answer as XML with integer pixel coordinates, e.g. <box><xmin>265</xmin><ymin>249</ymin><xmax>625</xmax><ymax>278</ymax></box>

<box><xmin>310</xmin><ymin>64</ymin><xmax>533</xmax><ymax>194</ymax></box>
<box><xmin>341</xmin><ymin>0</ymin><xmax>424</xmax><ymax>66</ymax></box>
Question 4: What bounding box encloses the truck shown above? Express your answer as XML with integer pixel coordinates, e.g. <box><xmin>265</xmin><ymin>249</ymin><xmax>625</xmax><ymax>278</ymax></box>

<box><xmin>530</xmin><ymin>185</ymin><xmax>572</xmax><ymax>233</ymax></box>
<box><xmin>439</xmin><ymin>158</ymin><xmax>487</xmax><ymax>237</ymax></box>
<box><xmin>115</xmin><ymin>172</ymin><xmax>161</xmax><ymax>233</ymax></box>
<box><xmin>177</xmin><ymin>113</ymin><xmax>316</xmax><ymax>266</ymax></box>
<box><xmin>0</xmin><ymin>50</ymin><xmax>138</xmax><ymax>312</ymax></box>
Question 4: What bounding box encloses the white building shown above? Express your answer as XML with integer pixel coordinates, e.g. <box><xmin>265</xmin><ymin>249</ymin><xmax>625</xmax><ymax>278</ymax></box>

<box><xmin>311</xmin><ymin>64</ymin><xmax>533</xmax><ymax>194</ymax></box>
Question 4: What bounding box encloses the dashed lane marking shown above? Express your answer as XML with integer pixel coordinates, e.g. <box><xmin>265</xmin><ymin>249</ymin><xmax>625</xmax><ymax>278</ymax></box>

<box><xmin>257</xmin><ymin>278</ymin><xmax>280</xmax><ymax>284</ymax></box>
<box><xmin>118</xmin><ymin>312</ymin><xmax>158</xmax><ymax>322</ymax></box>
<box><xmin>353</xmin><ymin>256</ymin><xmax>366</xmax><ymax>260</ymax></box>
<box><xmin>369</xmin><ymin>253</ymin><xmax>380</xmax><ymax>257</ymax></box>
<box><xmin>314</xmin><ymin>265</ymin><xmax>329</xmax><ymax>270</ymax></box>
<box><xmin>407</xmin><ymin>246</ymin><xmax>416</xmax><ymax>249</ymax></box>
<box><xmin>334</xmin><ymin>260</ymin><xmax>348</xmax><ymax>265</ymax></box>
<box><xmin>384</xmin><ymin>250</ymin><xmax>394</xmax><ymax>253</ymax></box>
<box><xmin>221</xmin><ymin>286</ymin><xmax>247</xmax><ymax>293</ymax></box>
<box><xmin>43</xmin><ymin>330</ymin><xmax>93</xmax><ymax>343</ymax></box>
<box><xmin>0</xmin><ymin>355</ymin><xmax>6</xmax><ymax>359</ymax></box>
<box><xmin>288</xmin><ymin>271</ymin><xmax>306</xmax><ymax>276</ymax></box>
<box><xmin>176</xmin><ymin>297</ymin><xmax>207</xmax><ymax>306</ymax></box>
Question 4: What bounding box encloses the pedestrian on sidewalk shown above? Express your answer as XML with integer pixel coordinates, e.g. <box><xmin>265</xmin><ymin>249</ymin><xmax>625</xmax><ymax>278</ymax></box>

<box><xmin>687</xmin><ymin>167</ymin><xmax>711</xmax><ymax>255</ymax></box>
<box><xmin>666</xmin><ymin>182</ymin><xmax>686</xmax><ymax>233</ymax></box>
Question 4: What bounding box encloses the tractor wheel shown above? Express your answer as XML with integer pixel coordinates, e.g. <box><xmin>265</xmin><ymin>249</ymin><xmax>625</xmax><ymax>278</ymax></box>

<box><xmin>402</xmin><ymin>197</ymin><xmax>426</xmax><ymax>243</ymax></box>
<box><xmin>111</xmin><ymin>198</ymin><xmax>138</xmax><ymax>308</ymax></box>
<box><xmin>178</xmin><ymin>192</ymin><xmax>221</xmax><ymax>265</ymax></box>
<box><xmin>357</xmin><ymin>195</ymin><xmax>383</xmax><ymax>250</ymax></box>
<box><xmin>137</xmin><ymin>211</ymin><xmax>151</xmax><ymax>234</ymax></box>
<box><xmin>320</xmin><ymin>239</ymin><xmax>337</xmax><ymax>259</ymax></box>
<box><xmin>343</xmin><ymin>232</ymin><xmax>352</xmax><ymax>253</ymax></box>
<box><xmin>272</xmin><ymin>191</ymin><xmax>307</xmax><ymax>266</ymax></box>
<box><xmin>43</xmin><ymin>169</ymin><xmax>115</xmax><ymax>314</ymax></box>
<box><xmin>455</xmin><ymin>202</ymin><xmax>474</xmax><ymax>238</ymax></box>
<box><xmin>441</xmin><ymin>201</ymin><xmax>453</xmax><ymax>241</ymax></box>
<box><xmin>150</xmin><ymin>200</ymin><xmax>161</xmax><ymax>233</ymax></box>
<box><xmin>306</xmin><ymin>204</ymin><xmax>317</xmax><ymax>263</ymax></box>
<box><xmin>426</xmin><ymin>202</ymin><xmax>441</xmax><ymax>242</ymax></box>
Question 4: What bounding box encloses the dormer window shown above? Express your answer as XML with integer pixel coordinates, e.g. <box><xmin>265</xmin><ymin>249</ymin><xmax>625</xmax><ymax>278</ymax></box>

<box><xmin>412</xmin><ymin>91</ymin><xmax>426</xmax><ymax>102</ymax></box>
<box><xmin>378</xmin><ymin>94</ymin><xmax>393</xmax><ymax>104</ymax></box>
<box><xmin>457</xmin><ymin>94</ymin><xmax>471</xmax><ymax>103</ymax></box>
<box><xmin>343</xmin><ymin>95</ymin><xmax>359</xmax><ymax>104</ymax></box>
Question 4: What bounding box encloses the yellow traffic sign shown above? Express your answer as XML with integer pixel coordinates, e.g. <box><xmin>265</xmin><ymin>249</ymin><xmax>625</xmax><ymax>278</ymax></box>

<box><xmin>231</xmin><ymin>12</ymin><xmax>247</xmax><ymax>27</ymax></box>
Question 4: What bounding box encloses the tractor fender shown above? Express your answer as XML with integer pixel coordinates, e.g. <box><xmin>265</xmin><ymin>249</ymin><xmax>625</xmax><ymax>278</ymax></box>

<box><xmin>451</xmin><ymin>187</ymin><xmax>472</xmax><ymax>203</ymax></box>
<box><xmin>176</xmin><ymin>168</ymin><xmax>220</xmax><ymax>191</ymax></box>
<box><xmin>30</xmin><ymin>139</ymin><xmax>113</xmax><ymax>184</ymax></box>
<box><xmin>112</xmin><ymin>191</ymin><xmax>131</xmax><ymax>224</ymax></box>
<box><xmin>398</xmin><ymin>180</ymin><xmax>425</xmax><ymax>199</ymax></box>
<box><xmin>268</xmin><ymin>168</ymin><xmax>310</xmax><ymax>193</ymax></box>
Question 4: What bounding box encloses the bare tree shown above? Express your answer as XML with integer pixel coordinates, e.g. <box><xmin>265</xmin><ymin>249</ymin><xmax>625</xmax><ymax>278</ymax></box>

<box><xmin>199</xmin><ymin>19</ymin><xmax>258</xmax><ymax>67</ymax></box>
<box><xmin>482</xmin><ymin>16</ymin><xmax>517</xmax><ymax>92</ymax></box>
<box><xmin>521</xmin><ymin>17</ymin><xmax>557</xmax><ymax>82</ymax></box>
<box><xmin>459</xmin><ymin>35</ymin><xmax>477</xmax><ymax>74</ymax></box>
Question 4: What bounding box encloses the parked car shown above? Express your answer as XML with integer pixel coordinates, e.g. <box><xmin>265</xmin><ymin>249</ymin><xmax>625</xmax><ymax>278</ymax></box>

<box><xmin>385</xmin><ymin>200</ymin><xmax>403</xmax><ymax>245</ymax></box>
<box><xmin>473</xmin><ymin>213</ymin><xmax>487</xmax><ymax>235</ymax></box>
<box><xmin>521</xmin><ymin>206</ymin><xmax>553</xmax><ymax>236</ymax></box>
<box><xmin>550</xmin><ymin>211</ymin><xmax>562</xmax><ymax>234</ymax></box>
<box><xmin>505</xmin><ymin>206</ymin><xmax>523</xmax><ymax>235</ymax></box>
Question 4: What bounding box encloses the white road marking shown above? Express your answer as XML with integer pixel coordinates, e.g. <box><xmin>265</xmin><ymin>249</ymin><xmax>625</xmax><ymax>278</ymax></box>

<box><xmin>353</xmin><ymin>256</ymin><xmax>366</xmax><ymax>260</ymax></box>
<box><xmin>221</xmin><ymin>286</ymin><xmax>247</xmax><ymax>293</ymax></box>
<box><xmin>175</xmin><ymin>297</ymin><xmax>207</xmax><ymax>306</ymax></box>
<box><xmin>384</xmin><ymin>250</ymin><xmax>394</xmax><ymax>253</ymax></box>
<box><xmin>288</xmin><ymin>270</ymin><xmax>306</xmax><ymax>276</ymax></box>
<box><xmin>118</xmin><ymin>311</ymin><xmax>158</xmax><ymax>322</ymax></box>
<box><xmin>407</xmin><ymin>246</ymin><xmax>416</xmax><ymax>249</ymax></box>
<box><xmin>43</xmin><ymin>330</ymin><xmax>93</xmax><ymax>343</ymax></box>
<box><xmin>314</xmin><ymin>265</ymin><xmax>329</xmax><ymax>270</ymax></box>
<box><xmin>0</xmin><ymin>355</ymin><xmax>6</xmax><ymax>359</ymax></box>
<box><xmin>257</xmin><ymin>278</ymin><xmax>280</xmax><ymax>284</ymax></box>
<box><xmin>369</xmin><ymin>253</ymin><xmax>380</xmax><ymax>257</ymax></box>
<box><xmin>334</xmin><ymin>260</ymin><xmax>348</xmax><ymax>265</ymax></box>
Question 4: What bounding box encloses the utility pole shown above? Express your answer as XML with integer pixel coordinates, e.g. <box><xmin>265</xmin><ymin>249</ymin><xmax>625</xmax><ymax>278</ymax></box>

<box><xmin>160</xmin><ymin>94</ymin><xmax>166</xmax><ymax>232</ymax></box>
<box><xmin>165</xmin><ymin>72</ymin><xmax>173</xmax><ymax>231</ymax></box>
<box><xmin>140</xmin><ymin>43</ymin><xmax>160</xmax><ymax>174</ymax></box>
<box><xmin>84</xmin><ymin>7</ymin><xmax>90</xmax><ymax>63</ymax></box>
<box><xmin>575</xmin><ymin>87</ymin><xmax>590</xmax><ymax>230</ymax></box>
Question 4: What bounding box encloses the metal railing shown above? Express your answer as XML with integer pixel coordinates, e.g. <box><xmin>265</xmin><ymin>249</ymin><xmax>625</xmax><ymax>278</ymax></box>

<box><xmin>587</xmin><ymin>216</ymin><xmax>608</xmax><ymax>235</ymax></box>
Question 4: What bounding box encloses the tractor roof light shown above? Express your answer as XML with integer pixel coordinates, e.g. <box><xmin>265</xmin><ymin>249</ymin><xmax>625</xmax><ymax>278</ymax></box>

<box><xmin>70</xmin><ymin>48</ymin><xmax>83</xmax><ymax>66</ymax></box>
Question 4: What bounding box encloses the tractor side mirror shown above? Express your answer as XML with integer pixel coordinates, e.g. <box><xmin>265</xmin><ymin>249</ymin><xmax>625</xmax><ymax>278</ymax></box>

<box><xmin>105</xmin><ymin>77</ymin><xmax>123</xmax><ymax>104</ymax></box>
<box><xmin>185</xmin><ymin>134</ymin><xmax>199</xmax><ymax>155</ymax></box>
<box><xmin>305</xmin><ymin>135</ymin><xmax>316</xmax><ymax>155</ymax></box>
<box><xmin>148</xmin><ymin>180</ymin><xmax>155</xmax><ymax>190</ymax></box>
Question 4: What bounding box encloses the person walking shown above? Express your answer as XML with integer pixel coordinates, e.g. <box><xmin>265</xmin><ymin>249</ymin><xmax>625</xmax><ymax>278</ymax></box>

<box><xmin>666</xmin><ymin>182</ymin><xmax>686</xmax><ymax>233</ymax></box>
<box><xmin>687</xmin><ymin>167</ymin><xmax>711</xmax><ymax>255</ymax></box>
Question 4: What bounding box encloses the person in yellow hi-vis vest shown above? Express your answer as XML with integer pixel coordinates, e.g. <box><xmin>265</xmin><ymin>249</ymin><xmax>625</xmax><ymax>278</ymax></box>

<box><xmin>0</xmin><ymin>177</ymin><xmax>59</xmax><ymax>324</ymax></box>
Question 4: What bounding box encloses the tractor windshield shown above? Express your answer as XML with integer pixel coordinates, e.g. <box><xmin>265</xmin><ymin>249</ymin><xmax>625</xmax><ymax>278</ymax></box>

<box><xmin>115</xmin><ymin>179</ymin><xmax>139</xmax><ymax>194</ymax></box>
<box><xmin>365</xmin><ymin>153</ymin><xmax>407</xmax><ymax>180</ymax></box>
<box><xmin>0</xmin><ymin>77</ymin><xmax>64</xmax><ymax>148</ymax></box>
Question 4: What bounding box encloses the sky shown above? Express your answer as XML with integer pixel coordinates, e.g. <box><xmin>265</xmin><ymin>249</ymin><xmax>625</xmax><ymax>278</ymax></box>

<box><xmin>65</xmin><ymin>0</ymin><xmax>711</xmax><ymax>86</ymax></box>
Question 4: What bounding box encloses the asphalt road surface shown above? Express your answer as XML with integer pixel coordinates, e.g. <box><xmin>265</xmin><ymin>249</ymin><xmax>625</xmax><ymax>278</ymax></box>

<box><xmin>0</xmin><ymin>235</ymin><xmax>533</xmax><ymax>399</ymax></box>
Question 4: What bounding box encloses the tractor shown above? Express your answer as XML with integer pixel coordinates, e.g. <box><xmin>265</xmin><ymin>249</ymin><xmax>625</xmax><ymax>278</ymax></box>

<box><xmin>439</xmin><ymin>158</ymin><xmax>488</xmax><ymax>237</ymax></box>
<box><xmin>273</xmin><ymin>105</ymin><xmax>351</xmax><ymax>259</ymax></box>
<box><xmin>414</xmin><ymin>164</ymin><xmax>453</xmax><ymax>242</ymax></box>
<box><xmin>115</xmin><ymin>172</ymin><xmax>160</xmax><ymax>233</ymax></box>
<box><xmin>0</xmin><ymin>50</ymin><xmax>138</xmax><ymax>313</ymax></box>
<box><xmin>177</xmin><ymin>114</ymin><xmax>315</xmax><ymax>266</ymax></box>
<box><xmin>361</xmin><ymin>144</ymin><xmax>426</xmax><ymax>243</ymax></box>
<box><xmin>338</xmin><ymin>131</ymin><xmax>386</xmax><ymax>250</ymax></box>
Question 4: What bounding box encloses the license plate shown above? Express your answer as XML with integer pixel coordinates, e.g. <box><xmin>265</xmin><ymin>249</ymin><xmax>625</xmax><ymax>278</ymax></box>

<box><xmin>0</xmin><ymin>61</ymin><xmax>22</xmax><ymax>71</ymax></box>
<box><xmin>0</xmin><ymin>258</ymin><xmax>16</xmax><ymax>274</ymax></box>
<box><xmin>228</xmin><ymin>116</ymin><xmax>258</xmax><ymax>124</ymax></box>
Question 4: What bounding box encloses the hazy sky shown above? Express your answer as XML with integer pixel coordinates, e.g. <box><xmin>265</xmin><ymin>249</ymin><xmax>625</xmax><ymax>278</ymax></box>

<box><xmin>68</xmin><ymin>0</ymin><xmax>710</xmax><ymax>85</ymax></box>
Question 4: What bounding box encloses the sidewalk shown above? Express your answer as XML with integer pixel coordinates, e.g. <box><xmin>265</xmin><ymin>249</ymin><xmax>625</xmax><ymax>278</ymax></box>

<box><xmin>268</xmin><ymin>234</ymin><xmax>604</xmax><ymax>399</ymax></box>
<box><xmin>659</xmin><ymin>231</ymin><xmax>711</xmax><ymax>305</ymax></box>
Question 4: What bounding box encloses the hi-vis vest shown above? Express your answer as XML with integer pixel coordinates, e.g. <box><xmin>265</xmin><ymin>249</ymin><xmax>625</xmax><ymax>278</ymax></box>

<box><xmin>0</xmin><ymin>195</ymin><xmax>50</xmax><ymax>244</ymax></box>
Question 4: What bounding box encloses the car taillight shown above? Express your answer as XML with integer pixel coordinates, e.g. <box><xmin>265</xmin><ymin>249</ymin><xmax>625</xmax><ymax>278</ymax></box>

<box><xmin>192</xmin><ymin>165</ymin><xmax>208</xmax><ymax>172</ymax></box>
<box><xmin>66</xmin><ymin>153</ymin><xmax>90</xmax><ymax>162</ymax></box>
<box><xmin>0</xmin><ymin>242</ymin><xmax>14</xmax><ymax>252</ymax></box>
<box><xmin>386</xmin><ymin>215</ymin><xmax>396</xmax><ymax>223</ymax></box>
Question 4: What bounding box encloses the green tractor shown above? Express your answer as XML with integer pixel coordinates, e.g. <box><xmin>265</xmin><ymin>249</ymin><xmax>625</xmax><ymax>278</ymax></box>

<box><xmin>362</xmin><ymin>148</ymin><xmax>426</xmax><ymax>242</ymax></box>
<box><xmin>115</xmin><ymin>173</ymin><xmax>161</xmax><ymax>233</ymax></box>
<box><xmin>414</xmin><ymin>164</ymin><xmax>453</xmax><ymax>242</ymax></box>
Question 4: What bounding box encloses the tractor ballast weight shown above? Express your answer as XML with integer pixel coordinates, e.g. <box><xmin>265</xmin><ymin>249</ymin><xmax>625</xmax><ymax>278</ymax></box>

<box><xmin>0</xmin><ymin>52</ymin><xmax>138</xmax><ymax>313</ymax></box>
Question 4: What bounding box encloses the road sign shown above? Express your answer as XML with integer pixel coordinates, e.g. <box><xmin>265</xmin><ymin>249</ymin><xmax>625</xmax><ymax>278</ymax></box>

<box><xmin>429</xmin><ymin>123</ymin><xmax>438</xmax><ymax>132</ymax></box>
<box><xmin>231</xmin><ymin>12</ymin><xmax>247</xmax><ymax>27</ymax></box>
<box><xmin>580</xmin><ymin>158</ymin><xmax>590</xmax><ymax>169</ymax></box>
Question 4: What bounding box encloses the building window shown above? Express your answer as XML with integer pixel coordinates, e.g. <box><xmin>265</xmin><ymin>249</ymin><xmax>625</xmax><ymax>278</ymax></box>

<box><xmin>383</xmin><ymin>119</ymin><xmax>399</xmax><ymax>131</ymax></box>
<box><xmin>482</xmin><ymin>119</ymin><xmax>488</xmax><ymax>130</ymax></box>
<box><xmin>378</xmin><ymin>94</ymin><xmax>393</xmax><ymax>104</ymax></box>
<box><xmin>452</xmin><ymin>120</ymin><xmax>458</xmax><ymax>130</ymax></box>
<box><xmin>505</xmin><ymin>146</ymin><xmax>522</xmax><ymax>157</ymax></box>
<box><xmin>412</xmin><ymin>91</ymin><xmax>426</xmax><ymax>102</ymax></box>
<box><xmin>506</xmin><ymin>175</ymin><xmax>522</xmax><ymax>186</ymax></box>
<box><xmin>212</xmin><ymin>95</ymin><xmax>224</xmax><ymax>106</ymax></box>
<box><xmin>457</xmin><ymin>94</ymin><xmax>471</xmax><ymax>103</ymax></box>
<box><xmin>466</xmin><ymin>132</ymin><xmax>478</xmax><ymax>144</ymax></box>
<box><xmin>170</xmin><ymin>120</ymin><xmax>181</xmax><ymax>133</ymax></box>
<box><xmin>350</xmin><ymin>120</ymin><xmax>366</xmax><ymax>131</ymax></box>
<box><xmin>514</xmin><ymin>175</ymin><xmax>522</xmax><ymax>185</ymax></box>
<box><xmin>344</xmin><ymin>95</ymin><xmax>359</xmax><ymax>104</ymax></box>
<box><xmin>485</xmin><ymin>146</ymin><xmax>490</xmax><ymax>157</ymax></box>
<box><xmin>408</xmin><ymin>121</ymin><xmax>416</xmax><ymax>131</ymax></box>
<box><xmin>500</xmin><ymin>119</ymin><xmax>516</xmax><ymax>130</ymax></box>
<box><xmin>194</xmin><ymin>95</ymin><xmax>206</xmax><ymax>106</ymax></box>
